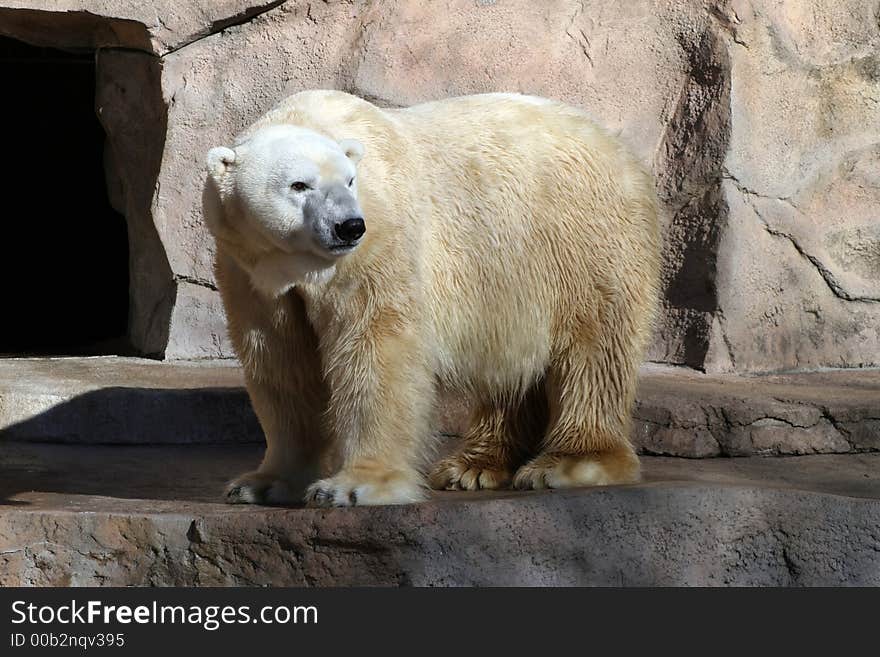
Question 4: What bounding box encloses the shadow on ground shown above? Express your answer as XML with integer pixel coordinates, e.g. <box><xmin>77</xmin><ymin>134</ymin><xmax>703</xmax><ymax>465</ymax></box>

<box><xmin>0</xmin><ymin>442</ymin><xmax>264</xmax><ymax>505</ymax></box>
<box><xmin>0</xmin><ymin>386</ymin><xmax>262</xmax><ymax>445</ymax></box>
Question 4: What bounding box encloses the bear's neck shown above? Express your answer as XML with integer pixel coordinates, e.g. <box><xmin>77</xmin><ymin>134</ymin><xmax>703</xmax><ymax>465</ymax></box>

<box><xmin>246</xmin><ymin>250</ymin><xmax>337</xmax><ymax>299</ymax></box>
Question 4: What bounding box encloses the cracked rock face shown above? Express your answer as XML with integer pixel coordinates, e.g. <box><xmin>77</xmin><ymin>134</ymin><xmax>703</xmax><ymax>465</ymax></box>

<box><xmin>0</xmin><ymin>0</ymin><xmax>876</xmax><ymax>371</ymax></box>
<box><xmin>0</xmin><ymin>1</ymin><xmax>286</xmax><ymax>55</ymax></box>
<box><xmin>711</xmin><ymin>0</ymin><xmax>880</xmax><ymax>372</ymax></box>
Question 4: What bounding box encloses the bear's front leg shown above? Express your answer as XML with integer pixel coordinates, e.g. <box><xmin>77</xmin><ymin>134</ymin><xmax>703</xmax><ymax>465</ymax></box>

<box><xmin>216</xmin><ymin>251</ymin><xmax>328</xmax><ymax>506</ymax></box>
<box><xmin>225</xmin><ymin>373</ymin><xmax>326</xmax><ymax>505</ymax></box>
<box><xmin>305</xmin><ymin>313</ymin><xmax>433</xmax><ymax>507</ymax></box>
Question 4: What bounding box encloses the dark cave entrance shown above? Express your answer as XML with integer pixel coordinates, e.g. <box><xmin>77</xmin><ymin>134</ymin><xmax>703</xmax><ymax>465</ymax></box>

<box><xmin>0</xmin><ymin>36</ymin><xmax>131</xmax><ymax>356</ymax></box>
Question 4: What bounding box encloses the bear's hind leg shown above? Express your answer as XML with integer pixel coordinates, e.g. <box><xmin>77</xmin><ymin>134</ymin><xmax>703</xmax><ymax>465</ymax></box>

<box><xmin>429</xmin><ymin>404</ymin><xmax>524</xmax><ymax>491</ymax></box>
<box><xmin>513</xmin><ymin>340</ymin><xmax>641</xmax><ymax>490</ymax></box>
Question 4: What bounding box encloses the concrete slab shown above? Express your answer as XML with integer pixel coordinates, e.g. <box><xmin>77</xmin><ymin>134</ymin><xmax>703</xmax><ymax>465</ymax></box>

<box><xmin>0</xmin><ymin>443</ymin><xmax>878</xmax><ymax>586</ymax></box>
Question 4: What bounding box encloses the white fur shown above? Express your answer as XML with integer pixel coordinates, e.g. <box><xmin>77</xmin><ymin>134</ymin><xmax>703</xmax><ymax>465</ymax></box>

<box><xmin>205</xmin><ymin>124</ymin><xmax>361</xmax><ymax>296</ymax></box>
<box><xmin>250</xmin><ymin>252</ymin><xmax>336</xmax><ymax>298</ymax></box>
<box><xmin>205</xmin><ymin>90</ymin><xmax>660</xmax><ymax>506</ymax></box>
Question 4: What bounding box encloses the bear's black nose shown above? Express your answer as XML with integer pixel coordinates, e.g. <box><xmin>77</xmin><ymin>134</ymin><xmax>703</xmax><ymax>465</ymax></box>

<box><xmin>334</xmin><ymin>217</ymin><xmax>366</xmax><ymax>243</ymax></box>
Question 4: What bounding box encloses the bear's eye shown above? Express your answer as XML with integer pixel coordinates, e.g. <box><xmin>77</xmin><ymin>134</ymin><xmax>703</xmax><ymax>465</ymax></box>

<box><xmin>290</xmin><ymin>181</ymin><xmax>310</xmax><ymax>192</ymax></box>
<box><xmin>347</xmin><ymin>177</ymin><xmax>355</xmax><ymax>188</ymax></box>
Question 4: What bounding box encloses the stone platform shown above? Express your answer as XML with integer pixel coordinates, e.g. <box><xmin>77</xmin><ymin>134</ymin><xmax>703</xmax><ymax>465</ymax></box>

<box><xmin>0</xmin><ymin>443</ymin><xmax>877</xmax><ymax>586</ymax></box>
<box><xmin>0</xmin><ymin>357</ymin><xmax>258</xmax><ymax>445</ymax></box>
<box><xmin>1</xmin><ymin>357</ymin><xmax>876</xmax><ymax>586</ymax></box>
<box><xmin>1</xmin><ymin>357</ymin><xmax>878</xmax><ymax>457</ymax></box>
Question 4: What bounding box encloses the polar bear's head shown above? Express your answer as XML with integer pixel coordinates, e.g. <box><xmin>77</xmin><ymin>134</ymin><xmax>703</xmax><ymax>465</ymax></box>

<box><xmin>204</xmin><ymin>125</ymin><xmax>365</xmax><ymax>296</ymax></box>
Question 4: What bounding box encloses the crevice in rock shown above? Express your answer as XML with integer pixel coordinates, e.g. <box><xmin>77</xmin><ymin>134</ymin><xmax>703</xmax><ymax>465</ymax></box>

<box><xmin>744</xmin><ymin>415</ymin><xmax>821</xmax><ymax>430</ymax></box>
<box><xmin>776</xmin><ymin>531</ymin><xmax>801</xmax><ymax>584</ymax></box>
<box><xmin>186</xmin><ymin>520</ymin><xmax>203</xmax><ymax>544</ymax></box>
<box><xmin>159</xmin><ymin>0</ymin><xmax>289</xmax><ymax>57</ymax></box>
<box><xmin>716</xmin><ymin>310</ymin><xmax>738</xmax><ymax>369</ymax></box>
<box><xmin>708</xmin><ymin>5</ymin><xmax>750</xmax><ymax>50</ymax></box>
<box><xmin>726</xmin><ymin>173</ymin><xmax>880</xmax><ymax>304</ymax></box>
<box><xmin>356</xmin><ymin>91</ymin><xmax>404</xmax><ymax>109</ymax></box>
<box><xmin>651</xmin><ymin>22</ymin><xmax>732</xmax><ymax>370</ymax></box>
<box><xmin>819</xmin><ymin>406</ymin><xmax>856</xmax><ymax>448</ymax></box>
<box><xmin>722</xmin><ymin>169</ymin><xmax>798</xmax><ymax>209</ymax></box>
<box><xmin>175</xmin><ymin>274</ymin><xmax>219</xmax><ymax>292</ymax></box>
<box><xmin>564</xmin><ymin>0</ymin><xmax>593</xmax><ymax>67</ymax></box>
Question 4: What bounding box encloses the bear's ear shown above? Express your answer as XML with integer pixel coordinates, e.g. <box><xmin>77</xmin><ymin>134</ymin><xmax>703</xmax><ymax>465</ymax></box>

<box><xmin>339</xmin><ymin>138</ymin><xmax>365</xmax><ymax>165</ymax></box>
<box><xmin>206</xmin><ymin>146</ymin><xmax>236</xmax><ymax>181</ymax></box>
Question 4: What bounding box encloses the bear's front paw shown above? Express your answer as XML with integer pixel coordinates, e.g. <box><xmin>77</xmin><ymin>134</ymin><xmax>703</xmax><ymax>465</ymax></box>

<box><xmin>429</xmin><ymin>455</ymin><xmax>512</xmax><ymax>491</ymax></box>
<box><xmin>304</xmin><ymin>467</ymin><xmax>425</xmax><ymax>507</ymax></box>
<box><xmin>224</xmin><ymin>470</ymin><xmax>302</xmax><ymax>506</ymax></box>
<box><xmin>512</xmin><ymin>449</ymin><xmax>640</xmax><ymax>490</ymax></box>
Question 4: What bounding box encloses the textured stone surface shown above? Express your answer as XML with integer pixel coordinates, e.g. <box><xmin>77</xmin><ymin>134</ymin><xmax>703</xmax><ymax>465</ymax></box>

<box><xmin>152</xmin><ymin>0</ymin><xmax>730</xmax><ymax>363</ymax></box>
<box><xmin>95</xmin><ymin>50</ymin><xmax>175</xmax><ymax>356</ymax></box>
<box><xmin>0</xmin><ymin>357</ymin><xmax>259</xmax><ymax>444</ymax></box>
<box><xmin>631</xmin><ymin>364</ymin><xmax>880</xmax><ymax>457</ymax></box>
<box><xmin>1</xmin><ymin>358</ymin><xmax>877</xmax><ymax>457</ymax></box>
<box><xmin>0</xmin><ymin>1</ymin><xmax>284</xmax><ymax>55</ymax></box>
<box><xmin>440</xmin><ymin>364</ymin><xmax>880</xmax><ymax>457</ymax></box>
<box><xmin>0</xmin><ymin>443</ymin><xmax>877</xmax><ymax>586</ymax></box>
<box><xmin>708</xmin><ymin>0</ymin><xmax>880</xmax><ymax>373</ymax></box>
<box><xmin>0</xmin><ymin>0</ymin><xmax>876</xmax><ymax>370</ymax></box>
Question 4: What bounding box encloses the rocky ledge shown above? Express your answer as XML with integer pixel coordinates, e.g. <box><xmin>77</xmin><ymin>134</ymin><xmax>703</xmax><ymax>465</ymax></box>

<box><xmin>1</xmin><ymin>358</ymin><xmax>877</xmax><ymax>458</ymax></box>
<box><xmin>0</xmin><ymin>443</ymin><xmax>878</xmax><ymax>586</ymax></box>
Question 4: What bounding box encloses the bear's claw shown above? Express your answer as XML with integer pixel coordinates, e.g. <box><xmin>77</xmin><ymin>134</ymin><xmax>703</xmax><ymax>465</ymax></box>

<box><xmin>304</xmin><ymin>469</ymin><xmax>425</xmax><ymax>507</ymax></box>
<box><xmin>224</xmin><ymin>471</ymin><xmax>300</xmax><ymax>506</ymax></box>
<box><xmin>429</xmin><ymin>456</ymin><xmax>512</xmax><ymax>491</ymax></box>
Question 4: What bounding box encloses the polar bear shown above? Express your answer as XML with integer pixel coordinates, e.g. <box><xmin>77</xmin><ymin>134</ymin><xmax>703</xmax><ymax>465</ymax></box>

<box><xmin>203</xmin><ymin>90</ymin><xmax>660</xmax><ymax>507</ymax></box>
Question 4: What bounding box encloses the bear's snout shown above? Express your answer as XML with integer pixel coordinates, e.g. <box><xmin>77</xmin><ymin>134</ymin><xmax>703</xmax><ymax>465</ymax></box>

<box><xmin>303</xmin><ymin>184</ymin><xmax>364</xmax><ymax>253</ymax></box>
<box><xmin>334</xmin><ymin>217</ymin><xmax>366</xmax><ymax>243</ymax></box>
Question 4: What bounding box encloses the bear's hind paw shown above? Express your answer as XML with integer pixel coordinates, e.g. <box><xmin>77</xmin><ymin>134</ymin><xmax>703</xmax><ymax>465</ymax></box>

<box><xmin>429</xmin><ymin>456</ymin><xmax>512</xmax><ymax>491</ymax></box>
<box><xmin>512</xmin><ymin>449</ymin><xmax>640</xmax><ymax>490</ymax></box>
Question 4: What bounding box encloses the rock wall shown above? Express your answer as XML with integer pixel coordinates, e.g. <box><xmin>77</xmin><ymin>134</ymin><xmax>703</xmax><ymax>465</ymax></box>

<box><xmin>0</xmin><ymin>0</ymin><xmax>877</xmax><ymax>371</ymax></box>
